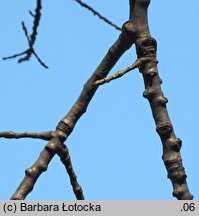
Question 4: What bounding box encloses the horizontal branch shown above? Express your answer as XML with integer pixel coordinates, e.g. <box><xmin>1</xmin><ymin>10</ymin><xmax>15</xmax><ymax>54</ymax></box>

<box><xmin>2</xmin><ymin>51</ymin><xmax>28</xmax><ymax>60</ymax></box>
<box><xmin>0</xmin><ymin>131</ymin><xmax>53</xmax><ymax>141</ymax></box>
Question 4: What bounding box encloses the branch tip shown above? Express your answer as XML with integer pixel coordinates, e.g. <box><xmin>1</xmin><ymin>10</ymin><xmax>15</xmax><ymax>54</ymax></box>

<box><xmin>74</xmin><ymin>0</ymin><xmax>122</xmax><ymax>31</ymax></box>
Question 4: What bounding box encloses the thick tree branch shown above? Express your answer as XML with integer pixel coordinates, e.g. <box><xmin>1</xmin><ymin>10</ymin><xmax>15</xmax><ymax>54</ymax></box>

<box><xmin>10</xmin><ymin>29</ymin><xmax>134</xmax><ymax>199</ymax></box>
<box><xmin>56</xmin><ymin>33</ymin><xmax>134</xmax><ymax>136</ymax></box>
<box><xmin>11</xmin><ymin>136</ymin><xmax>84</xmax><ymax>200</ymax></box>
<box><xmin>126</xmin><ymin>0</ymin><xmax>193</xmax><ymax>200</ymax></box>
<box><xmin>11</xmin><ymin>138</ymin><xmax>58</xmax><ymax>200</ymax></box>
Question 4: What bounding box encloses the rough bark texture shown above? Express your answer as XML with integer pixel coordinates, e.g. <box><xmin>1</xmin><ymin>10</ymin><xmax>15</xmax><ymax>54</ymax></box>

<box><xmin>10</xmin><ymin>27</ymin><xmax>133</xmax><ymax>200</ymax></box>
<box><xmin>126</xmin><ymin>0</ymin><xmax>193</xmax><ymax>200</ymax></box>
<box><xmin>1</xmin><ymin>0</ymin><xmax>193</xmax><ymax>199</ymax></box>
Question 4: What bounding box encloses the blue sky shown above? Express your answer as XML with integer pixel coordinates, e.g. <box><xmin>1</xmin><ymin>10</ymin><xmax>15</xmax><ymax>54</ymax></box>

<box><xmin>0</xmin><ymin>1</ymin><xmax>198</xmax><ymax>200</ymax></box>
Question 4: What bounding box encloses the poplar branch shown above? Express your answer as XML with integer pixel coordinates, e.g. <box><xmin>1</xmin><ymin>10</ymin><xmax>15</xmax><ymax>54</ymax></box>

<box><xmin>74</xmin><ymin>0</ymin><xmax>122</xmax><ymax>31</ymax></box>
<box><xmin>126</xmin><ymin>0</ymin><xmax>193</xmax><ymax>200</ymax></box>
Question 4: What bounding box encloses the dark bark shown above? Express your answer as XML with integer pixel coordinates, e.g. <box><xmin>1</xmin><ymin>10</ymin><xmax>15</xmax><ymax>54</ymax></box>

<box><xmin>1</xmin><ymin>0</ymin><xmax>193</xmax><ymax>199</ymax></box>
<box><xmin>126</xmin><ymin>0</ymin><xmax>193</xmax><ymax>200</ymax></box>
<box><xmin>2</xmin><ymin>0</ymin><xmax>48</xmax><ymax>68</ymax></box>
<box><xmin>9</xmin><ymin>30</ymin><xmax>133</xmax><ymax>200</ymax></box>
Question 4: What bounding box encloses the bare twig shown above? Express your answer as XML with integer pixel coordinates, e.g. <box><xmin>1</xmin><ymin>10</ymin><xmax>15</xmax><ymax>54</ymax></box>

<box><xmin>32</xmin><ymin>49</ymin><xmax>49</xmax><ymax>68</ymax></box>
<box><xmin>74</xmin><ymin>0</ymin><xmax>122</xmax><ymax>31</ymax></box>
<box><xmin>10</xmin><ymin>29</ymin><xmax>134</xmax><ymax>199</ymax></box>
<box><xmin>2</xmin><ymin>0</ymin><xmax>48</xmax><ymax>69</ymax></box>
<box><xmin>2</xmin><ymin>51</ymin><xmax>28</xmax><ymax>61</ymax></box>
<box><xmin>21</xmin><ymin>21</ymin><xmax>30</xmax><ymax>43</ymax></box>
<box><xmin>0</xmin><ymin>131</ymin><xmax>53</xmax><ymax>141</ymax></box>
<box><xmin>95</xmin><ymin>57</ymin><xmax>152</xmax><ymax>85</ymax></box>
<box><xmin>29</xmin><ymin>0</ymin><xmax>41</xmax><ymax>49</ymax></box>
<box><xmin>57</xmin><ymin>144</ymin><xmax>85</xmax><ymax>200</ymax></box>
<box><xmin>127</xmin><ymin>0</ymin><xmax>193</xmax><ymax>199</ymax></box>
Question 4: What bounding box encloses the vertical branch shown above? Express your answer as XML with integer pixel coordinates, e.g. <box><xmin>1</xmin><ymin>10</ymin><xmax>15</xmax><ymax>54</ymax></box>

<box><xmin>126</xmin><ymin>0</ymin><xmax>193</xmax><ymax>199</ymax></box>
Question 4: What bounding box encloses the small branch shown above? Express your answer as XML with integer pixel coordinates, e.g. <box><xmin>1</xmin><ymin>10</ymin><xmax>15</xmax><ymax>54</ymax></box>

<box><xmin>21</xmin><ymin>21</ymin><xmax>30</xmax><ymax>43</ymax></box>
<box><xmin>2</xmin><ymin>0</ymin><xmax>48</xmax><ymax>69</ymax></box>
<box><xmin>2</xmin><ymin>51</ymin><xmax>28</xmax><ymax>60</ymax></box>
<box><xmin>0</xmin><ymin>131</ymin><xmax>53</xmax><ymax>141</ymax></box>
<box><xmin>95</xmin><ymin>57</ymin><xmax>152</xmax><ymax>85</ymax></box>
<box><xmin>74</xmin><ymin>0</ymin><xmax>122</xmax><ymax>31</ymax></box>
<box><xmin>29</xmin><ymin>0</ymin><xmax>41</xmax><ymax>48</ymax></box>
<box><xmin>57</xmin><ymin>144</ymin><xmax>85</xmax><ymax>200</ymax></box>
<box><xmin>32</xmin><ymin>49</ymin><xmax>49</xmax><ymax>69</ymax></box>
<box><xmin>29</xmin><ymin>10</ymin><xmax>35</xmax><ymax>17</ymax></box>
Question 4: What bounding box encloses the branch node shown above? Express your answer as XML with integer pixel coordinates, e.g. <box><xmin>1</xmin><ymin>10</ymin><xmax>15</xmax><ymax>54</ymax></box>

<box><xmin>142</xmin><ymin>87</ymin><xmax>156</xmax><ymax>99</ymax></box>
<box><xmin>156</xmin><ymin>95</ymin><xmax>168</xmax><ymax>105</ymax></box>
<box><xmin>56</xmin><ymin>120</ymin><xmax>73</xmax><ymax>136</ymax></box>
<box><xmin>156</xmin><ymin>122</ymin><xmax>173</xmax><ymax>136</ymax></box>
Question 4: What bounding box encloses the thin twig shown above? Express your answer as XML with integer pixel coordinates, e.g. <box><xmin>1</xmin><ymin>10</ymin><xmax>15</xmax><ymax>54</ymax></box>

<box><xmin>29</xmin><ymin>0</ymin><xmax>41</xmax><ymax>48</ymax></box>
<box><xmin>0</xmin><ymin>131</ymin><xmax>53</xmax><ymax>141</ymax></box>
<box><xmin>2</xmin><ymin>51</ymin><xmax>28</xmax><ymax>60</ymax></box>
<box><xmin>2</xmin><ymin>0</ymin><xmax>48</xmax><ymax>69</ymax></box>
<box><xmin>29</xmin><ymin>10</ymin><xmax>35</xmax><ymax>17</ymax></box>
<box><xmin>95</xmin><ymin>57</ymin><xmax>152</xmax><ymax>85</ymax></box>
<box><xmin>21</xmin><ymin>21</ymin><xmax>30</xmax><ymax>43</ymax></box>
<box><xmin>32</xmin><ymin>49</ymin><xmax>49</xmax><ymax>68</ymax></box>
<box><xmin>74</xmin><ymin>0</ymin><xmax>122</xmax><ymax>31</ymax></box>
